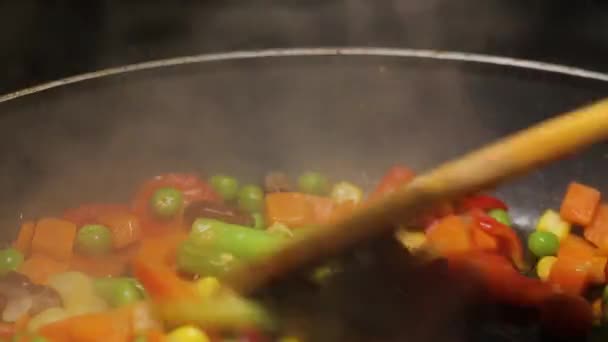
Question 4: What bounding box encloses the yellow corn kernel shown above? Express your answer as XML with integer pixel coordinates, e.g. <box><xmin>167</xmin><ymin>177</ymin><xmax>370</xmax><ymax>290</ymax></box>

<box><xmin>195</xmin><ymin>277</ymin><xmax>221</xmax><ymax>299</ymax></box>
<box><xmin>280</xmin><ymin>337</ymin><xmax>302</xmax><ymax>342</ymax></box>
<box><xmin>330</xmin><ymin>181</ymin><xmax>363</xmax><ymax>205</ymax></box>
<box><xmin>395</xmin><ymin>229</ymin><xmax>427</xmax><ymax>252</ymax></box>
<box><xmin>592</xmin><ymin>298</ymin><xmax>603</xmax><ymax>326</ymax></box>
<box><xmin>536</xmin><ymin>256</ymin><xmax>558</xmax><ymax>281</ymax></box>
<box><xmin>536</xmin><ymin>209</ymin><xmax>571</xmax><ymax>241</ymax></box>
<box><xmin>167</xmin><ymin>325</ymin><xmax>210</xmax><ymax>342</ymax></box>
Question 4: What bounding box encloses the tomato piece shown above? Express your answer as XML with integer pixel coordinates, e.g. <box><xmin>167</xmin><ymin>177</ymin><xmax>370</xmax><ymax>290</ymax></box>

<box><xmin>132</xmin><ymin>173</ymin><xmax>219</xmax><ymax>232</ymax></box>
<box><xmin>470</xmin><ymin>209</ymin><xmax>526</xmax><ymax>270</ymax></box>
<box><xmin>458</xmin><ymin>195</ymin><xmax>508</xmax><ymax>212</ymax></box>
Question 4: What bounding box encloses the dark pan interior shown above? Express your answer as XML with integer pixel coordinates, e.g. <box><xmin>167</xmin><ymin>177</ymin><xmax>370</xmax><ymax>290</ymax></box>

<box><xmin>1</xmin><ymin>52</ymin><xmax>608</xmax><ymax>340</ymax></box>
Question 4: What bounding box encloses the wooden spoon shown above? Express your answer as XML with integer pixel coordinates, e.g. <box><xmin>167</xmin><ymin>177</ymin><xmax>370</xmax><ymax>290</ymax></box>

<box><xmin>224</xmin><ymin>99</ymin><xmax>608</xmax><ymax>294</ymax></box>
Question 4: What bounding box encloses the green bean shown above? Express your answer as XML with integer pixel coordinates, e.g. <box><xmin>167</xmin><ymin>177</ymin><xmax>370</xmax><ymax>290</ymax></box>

<box><xmin>177</xmin><ymin>241</ymin><xmax>240</xmax><ymax>277</ymax></box>
<box><xmin>190</xmin><ymin>219</ymin><xmax>286</xmax><ymax>260</ymax></box>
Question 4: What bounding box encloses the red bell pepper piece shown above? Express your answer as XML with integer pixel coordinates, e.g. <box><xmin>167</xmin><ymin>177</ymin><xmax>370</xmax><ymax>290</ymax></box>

<box><xmin>368</xmin><ymin>165</ymin><xmax>416</xmax><ymax>201</ymax></box>
<box><xmin>459</xmin><ymin>194</ymin><xmax>508</xmax><ymax>212</ymax></box>
<box><xmin>131</xmin><ymin>233</ymin><xmax>193</xmax><ymax>300</ymax></box>
<box><xmin>132</xmin><ymin>173</ymin><xmax>220</xmax><ymax>231</ymax></box>
<box><xmin>448</xmin><ymin>252</ymin><xmax>555</xmax><ymax>307</ymax></box>
<box><xmin>470</xmin><ymin>209</ymin><xmax>526</xmax><ymax>270</ymax></box>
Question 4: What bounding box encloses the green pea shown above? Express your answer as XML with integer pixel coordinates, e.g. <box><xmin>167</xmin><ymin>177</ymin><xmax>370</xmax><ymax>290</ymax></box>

<box><xmin>489</xmin><ymin>209</ymin><xmax>511</xmax><ymax>226</ymax></box>
<box><xmin>251</xmin><ymin>212</ymin><xmax>265</xmax><ymax>230</ymax></box>
<box><xmin>150</xmin><ymin>187</ymin><xmax>183</xmax><ymax>219</ymax></box>
<box><xmin>76</xmin><ymin>224</ymin><xmax>112</xmax><ymax>256</ymax></box>
<box><xmin>133</xmin><ymin>336</ymin><xmax>147</xmax><ymax>342</ymax></box>
<box><xmin>602</xmin><ymin>285</ymin><xmax>608</xmax><ymax>303</ymax></box>
<box><xmin>528</xmin><ymin>231</ymin><xmax>559</xmax><ymax>258</ymax></box>
<box><xmin>94</xmin><ymin>277</ymin><xmax>143</xmax><ymax>307</ymax></box>
<box><xmin>210</xmin><ymin>174</ymin><xmax>240</xmax><ymax>202</ymax></box>
<box><xmin>297</xmin><ymin>171</ymin><xmax>329</xmax><ymax>195</ymax></box>
<box><xmin>0</xmin><ymin>248</ymin><xmax>23</xmax><ymax>275</ymax></box>
<box><xmin>237</xmin><ymin>185</ymin><xmax>264</xmax><ymax>213</ymax></box>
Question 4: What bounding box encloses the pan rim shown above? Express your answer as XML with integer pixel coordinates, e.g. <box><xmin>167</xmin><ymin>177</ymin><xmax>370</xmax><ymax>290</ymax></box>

<box><xmin>1</xmin><ymin>47</ymin><xmax>608</xmax><ymax>104</ymax></box>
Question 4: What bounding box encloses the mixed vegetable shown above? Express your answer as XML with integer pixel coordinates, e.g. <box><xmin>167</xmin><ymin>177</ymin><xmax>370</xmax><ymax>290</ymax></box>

<box><xmin>1</xmin><ymin>166</ymin><xmax>606</xmax><ymax>341</ymax></box>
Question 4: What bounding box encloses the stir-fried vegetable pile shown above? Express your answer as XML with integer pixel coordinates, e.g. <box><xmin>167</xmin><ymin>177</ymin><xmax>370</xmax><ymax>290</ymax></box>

<box><xmin>1</xmin><ymin>166</ymin><xmax>606</xmax><ymax>341</ymax></box>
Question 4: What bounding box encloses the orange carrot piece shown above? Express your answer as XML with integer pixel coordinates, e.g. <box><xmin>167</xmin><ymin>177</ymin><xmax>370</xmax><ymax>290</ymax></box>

<box><xmin>307</xmin><ymin>195</ymin><xmax>335</xmax><ymax>224</ymax></box>
<box><xmin>40</xmin><ymin>308</ymin><xmax>131</xmax><ymax>342</ymax></box>
<box><xmin>327</xmin><ymin>201</ymin><xmax>358</xmax><ymax>224</ymax></box>
<box><xmin>70</xmin><ymin>247</ymin><xmax>136</xmax><ymax>277</ymax></box>
<box><xmin>265</xmin><ymin>192</ymin><xmax>316</xmax><ymax>227</ymax></box>
<box><xmin>426</xmin><ymin>215</ymin><xmax>473</xmax><ymax>255</ymax></box>
<box><xmin>558</xmin><ymin>235</ymin><xmax>597</xmax><ymax>259</ymax></box>
<box><xmin>31</xmin><ymin>218</ymin><xmax>76</xmax><ymax>261</ymax></box>
<box><xmin>13</xmin><ymin>222</ymin><xmax>35</xmax><ymax>256</ymax></box>
<box><xmin>19</xmin><ymin>254</ymin><xmax>69</xmax><ymax>284</ymax></box>
<box><xmin>548</xmin><ymin>257</ymin><xmax>590</xmax><ymax>295</ymax></box>
<box><xmin>144</xmin><ymin>330</ymin><xmax>167</xmax><ymax>342</ymax></box>
<box><xmin>560</xmin><ymin>182</ymin><xmax>601</xmax><ymax>226</ymax></box>
<box><xmin>14</xmin><ymin>314</ymin><xmax>30</xmax><ymax>333</ymax></box>
<box><xmin>585</xmin><ymin>204</ymin><xmax>608</xmax><ymax>254</ymax></box>
<box><xmin>98</xmin><ymin>213</ymin><xmax>142</xmax><ymax>249</ymax></box>
<box><xmin>588</xmin><ymin>256</ymin><xmax>607</xmax><ymax>284</ymax></box>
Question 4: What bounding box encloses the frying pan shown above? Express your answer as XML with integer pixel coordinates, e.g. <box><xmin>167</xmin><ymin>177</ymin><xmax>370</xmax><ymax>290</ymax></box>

<box><xmin>1</xmin><ymin>48</ymin><xmax>608</xmax><ymax>341</ymax></box>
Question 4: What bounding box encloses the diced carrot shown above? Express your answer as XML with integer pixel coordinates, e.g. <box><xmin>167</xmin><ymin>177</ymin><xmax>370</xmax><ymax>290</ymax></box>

<box><xmin>588</xmin><ymin>256</ymin><xmax>607</xmax><ymax>284</ymax></box>
<box><xmin>0</xmin><ymin>322</ymin><xmax>15</xmax><ymax>339</ymax></box>
<box><xmin>14</xmin><ymin>313</ymin><xmax>29</xmax><ymax>333</ymax></box>
<box><xmin>560</xmin><ymin>182</ymin><xmax>601</xmax><ymax>226</ymax></box>
<box><xmin>558</xmin><ymin>235</ymin><xmax>597</xmax><ymax>259</ymax></box>
<box><xmin>63</xmin><ymin>203</ymin><xmax>131</xmax><ymax>227</ymax></box>
<box><xmin>98</xmin><ymin>213</ymin><xmax>142</xmax><ymax>249</ymax></box>
<box><xmin>426</xmin><ymin>215</ymin><xmax>473</xmax><ymax>255</ymax></box>
<box><xmin>548</xmin><ymin>257</ymin><xmax>589</xmax><ymax>295</ymax></box>
<box><xmin>19</xmin><ymin>254</ymin><xmax>69</xmax><ymax>284</ymax></box>
<box><xmin>144</xmin><ymin>330</ymin><xmax>167</xmax><ymax>342</ymax></box>
<box><xmin>31</xmin><ymin>218</ymin><xmax>76</xmax><ymax>262</ymax></box>
<box><xmin>265</xmin><ymin>192</ymin><xmax>316</xmax><ymax>227</ymax></box>
<box><xmin>266</xmin><ymin>192</ymin><xmax>356</xmax><ymax>227</ymax></box>
<box><xmin>40</xmin><ymin>308</ymin><xmax>131</xmax><ymax>342</ymax></box>
<box><xmin>308</xmin><ymin>195</ymin><xmax>335</xmax><ymax>224</ymax></box>
<box><xmin>71</xmin><ymin>312</ymin><xmax>130</xmax><ymax>342</ymax></box>
<box><xmin>70</xmin><ymin>247</ymin><xmax>136</xmax><ymax>277</ymax></box>
<box><xmin>472</xmin><ymin>228</ymin><xmax>499</xmax><ymax>252</ymax></box>
<box><xmin>327</xmin><ymin>201</ymin><xmax>358</xmax><ymax>224</ymax></box>
<box><xmin>584</xmin><ymin>204</ymin><xmax>608</xmax><ymax>254</ymax></box>
<box><xmin>13</xmin><ymin>221</ymin><xmax>35</xmax><ymax>256</ymax></box>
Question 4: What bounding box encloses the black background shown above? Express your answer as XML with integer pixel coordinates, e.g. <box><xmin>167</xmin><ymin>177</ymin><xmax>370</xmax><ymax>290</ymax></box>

<box><xmin>2</xmin><ymin>0</ymin><xmax>608</xmax><ymax>94</ymax></box>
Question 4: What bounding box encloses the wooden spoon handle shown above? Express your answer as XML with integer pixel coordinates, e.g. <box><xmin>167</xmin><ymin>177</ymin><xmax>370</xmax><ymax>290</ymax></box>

<box><xmin>224</xmin><ymin>99</ymin><xmax>608</xmax><ymax>294</ymax></box>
